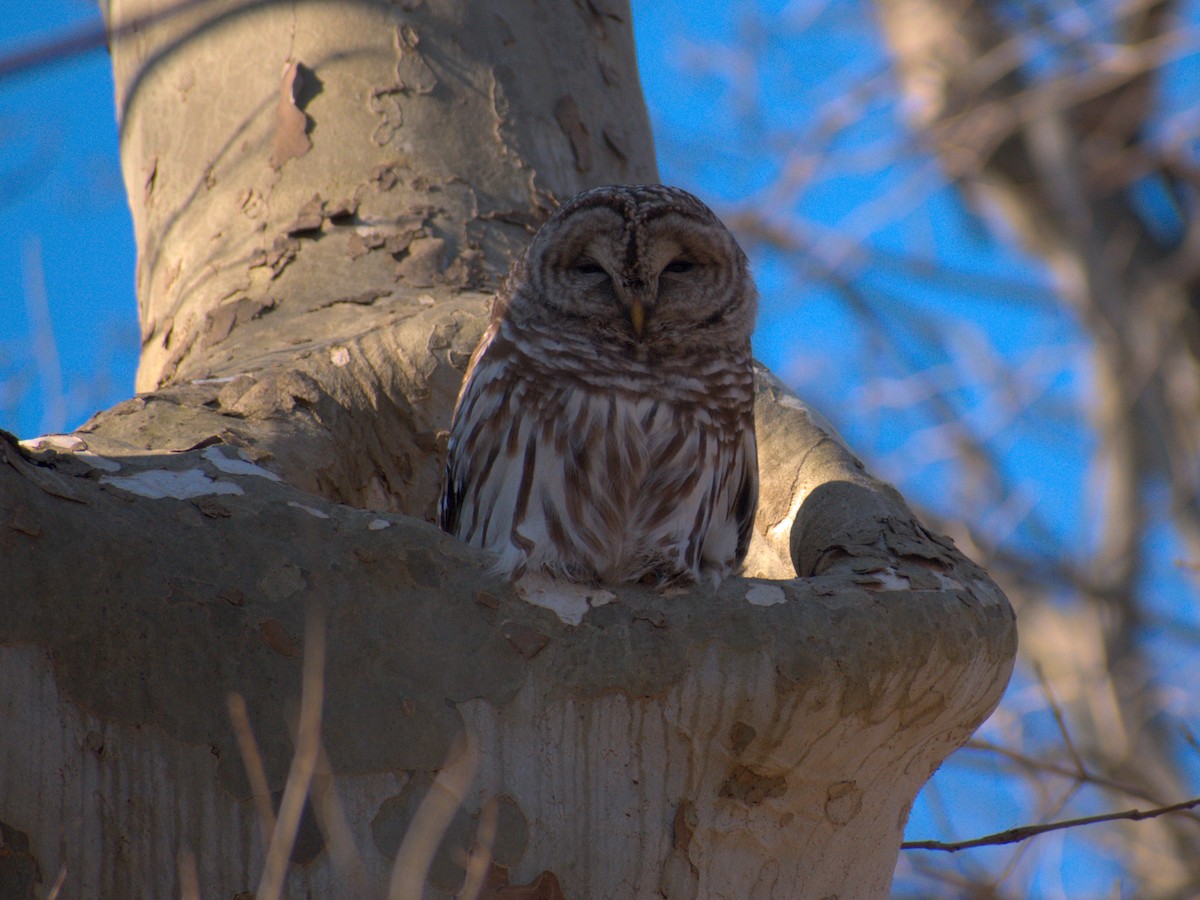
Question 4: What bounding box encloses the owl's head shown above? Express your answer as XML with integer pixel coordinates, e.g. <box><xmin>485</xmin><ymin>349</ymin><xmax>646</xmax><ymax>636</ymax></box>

<box><xmin>506</xmin><ymin>184</ymin><xmax>757</xmax><ymax>351</ymax></box>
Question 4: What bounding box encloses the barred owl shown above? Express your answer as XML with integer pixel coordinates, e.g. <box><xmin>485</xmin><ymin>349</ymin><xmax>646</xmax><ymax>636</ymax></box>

<box><xmin>440</xmin><ymin>184</ymin><xmax>758</xmax><ymax>587</ymax></box>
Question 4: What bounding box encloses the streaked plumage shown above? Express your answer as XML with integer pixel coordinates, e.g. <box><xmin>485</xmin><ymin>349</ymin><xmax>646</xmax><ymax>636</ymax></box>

<box><xmin>440</xmin><ymin>184</ymin><xmax>758</xmax><ymax>586</ymax></box>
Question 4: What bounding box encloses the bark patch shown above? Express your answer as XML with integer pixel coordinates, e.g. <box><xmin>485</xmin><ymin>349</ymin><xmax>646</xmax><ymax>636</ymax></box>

<box><xmin>202</xmin><ymin>297</ymin><xmax>278</xmax><ymax>349</ymax></box>
<box><xmin>6</xmin><ymin>504</ymin><xmax>41</xmax><ymax>537</ymax></box>
<box><xmin>392</xmin><ymin>25</ymin><xmax>438</xmax><ymax>94</ymax></box>
<box><xmin>824</xmin><ymin>780</ymin><xmax>863</xmax><ymax>826</ymax></box>
<box><xmin>729</xmin><ymin>721</ymin><xmax>757</xmax><ymax>756</ymax></box>
<box><xmin>258</xmin><ymin>619</ymin><xmax>298</xmax><ymax>658</ymax></box>
<box><xmin>501</xmin><ymin>621</ymin><xmax>549</xmax><ymax>659</ymax></box>
<box><xmin>285</xmin><ymin>194</ymin><xmax>326</xmax><ymax>235</ymax></box>
<box><xmin>396</xmin><ymin>236</ymin><xmax>446</xmax><ymax>286</ymax></box>
<box><xmin>718</xmin><ymin>765</ymin><xmax>786</xmax><ymax>805</ymax></box>
<box><xmin>271</xmin><ymin>61</ymin><xmax>313</xmax><ymax>169</ymax></box>
<box><xmin>482</xmin><ymin>865</ymin><xmax>565</xmax><ymax>899</ymax></box>
<box><xmin>673</xmin><ymin>799</ymin><xmax>696</xmax><ymax>852</ymax></box>
<box><xmin>554</xmin><ymin>96</ymin><xmax>591</xmax><ymax>172</ymax></box>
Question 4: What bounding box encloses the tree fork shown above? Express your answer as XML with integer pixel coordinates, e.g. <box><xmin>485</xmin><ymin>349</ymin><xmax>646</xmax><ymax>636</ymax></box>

<box><xmin>0</xmin><ymin>0</ymin><xmax>1015</xmax><ymax>896</ymax></box>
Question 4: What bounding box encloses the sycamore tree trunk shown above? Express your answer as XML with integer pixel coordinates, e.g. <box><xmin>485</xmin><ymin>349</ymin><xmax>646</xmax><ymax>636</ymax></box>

<box><xmin>0</xmin><ymin>1</ymin><xmax>1015</xmax><ymax>897</ymax></box>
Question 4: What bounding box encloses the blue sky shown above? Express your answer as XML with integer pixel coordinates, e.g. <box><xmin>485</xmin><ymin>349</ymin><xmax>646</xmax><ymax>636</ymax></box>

<box><xmin>0</xmin><ymin>0</ymin><xmax>137</xmax><ymax>437</ymax></box>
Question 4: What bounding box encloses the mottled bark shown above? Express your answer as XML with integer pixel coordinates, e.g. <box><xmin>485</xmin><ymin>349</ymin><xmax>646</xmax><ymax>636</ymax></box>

<box><xmin>0</xmin><ymin>0</ymin><xmax>1014</xmax><ymax>896</ymax></box>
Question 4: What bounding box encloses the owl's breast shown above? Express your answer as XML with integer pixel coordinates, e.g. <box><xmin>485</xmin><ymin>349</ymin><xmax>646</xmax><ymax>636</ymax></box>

<box><xmin>456</xmin><ymin>324</ymin><xmax>752</xmax><ymax>584</ymax></box>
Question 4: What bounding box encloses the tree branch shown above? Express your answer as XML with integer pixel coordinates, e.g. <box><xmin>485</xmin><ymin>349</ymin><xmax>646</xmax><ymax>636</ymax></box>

<box><xmin>903</xmin><ymin>796</ymin><xmax>1200</xmax><ymax>853</ymax></box>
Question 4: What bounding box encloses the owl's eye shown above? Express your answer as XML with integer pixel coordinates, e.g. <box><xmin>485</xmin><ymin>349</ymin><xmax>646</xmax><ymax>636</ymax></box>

<box><xmin>573</xmin><ymin>260</ymin><xmax>607</xmax><ymax>276</ymax></box>
<box><xmin>664</xmin><ymin>259</ymin><xmax>695</xmax><ymax>274</ymax></box>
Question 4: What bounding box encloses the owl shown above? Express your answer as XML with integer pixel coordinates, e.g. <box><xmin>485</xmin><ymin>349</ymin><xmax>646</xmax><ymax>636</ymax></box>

<box><xmin>440</xmin><ymin>184</ymin><xmax>758</xmax><ymax>587</ymax></box>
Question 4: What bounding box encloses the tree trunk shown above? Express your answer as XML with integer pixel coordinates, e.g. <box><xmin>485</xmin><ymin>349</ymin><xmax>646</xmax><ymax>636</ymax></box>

<box><xmin>0</xmin><ymin>1</ymin><xmax>1015</xmax><ymax>897</ymax></box>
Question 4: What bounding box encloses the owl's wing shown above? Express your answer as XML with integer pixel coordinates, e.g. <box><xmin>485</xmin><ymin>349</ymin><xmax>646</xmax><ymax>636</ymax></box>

<box><xmin>733</xmin><ymin>428</ymin><xmax>759</xmax><ymax>566</ymax></box>
<box><xmin>439</xmin><ymin>455</ymin><xmax>464</xmax><ymax>534</ymax></box>
<box><xmin>440</xmin><ymin>320</ymin><xmax>502</xmax><ymax>535</ymax></box>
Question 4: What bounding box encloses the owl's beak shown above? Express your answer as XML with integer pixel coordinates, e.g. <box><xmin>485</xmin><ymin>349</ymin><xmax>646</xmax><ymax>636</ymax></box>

<box><xmin>629</xmin><ymin>298</ymin><xmax>645</xmax><ymax>338</ymax></box>
<box><xmin>622</xmin><ymin>276</ymin><xmax>649</xmax><ymax>338</ymax></box>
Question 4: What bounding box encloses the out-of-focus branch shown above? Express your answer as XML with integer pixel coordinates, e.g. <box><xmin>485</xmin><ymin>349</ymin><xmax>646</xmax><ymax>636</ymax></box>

<box><xmin>966</xmin><ymin>740</ymin><xmax>1200</xmax><ymax>820</ymax></box>
<box><xmin>0</xmin><ymin>0</ymin><xmax>226</xmax><ymax>80</ymax></box>
<box><xmin>872</xmin><ymin>0</ymin><xmax>1200</xmax><ymax>890</ymax></box>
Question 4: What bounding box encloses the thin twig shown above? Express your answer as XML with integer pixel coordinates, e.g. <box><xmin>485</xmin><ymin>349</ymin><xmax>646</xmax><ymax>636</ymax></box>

<box><xmin>178</xmin><ymin>848</ymin><xmax>200</xmax><ymax>900</ymax></box>
<box><xmin>22</xmin><ymin>238</ymin><xmax>66</xmax><ymax>435</ymax></box>
<box><xmin>965</xmin><ymin>739</ymin><xmax>1195</xmax><ymax>816</ymax></box>
<box><xmin>307</xmin><ymin>737</ymin><xmax>369</xmax><ymax>892</ymax></box>
<box><xmin>227</xmin><ymin>691</ymin><xmax>277</xmax><ymax>848</ymax></box>
<box><xmin>456</xmin><ymin>796</ymin><xmax>499</xmax><ymax>900</ymax></box>
<box><xmin>388</xmin><ymin>733</ymin><xmax>482</xmax><ymax>900</ymax></box>
<box><xmin>1030</xmin><ymin>660</ymin><xmax>1086</xmax><ymax>775</ymax></box>
<box><xmin>1182</xmin><ymin>723</ymin><xmax>1200</xmax><ymax>756</ymax></box>
<box><xmin>0</xmin><ymin>0</ymin><xmax>254</xmax><ymax>81</ymax></box>
<box><xmin>256</xmin><ymin>604</ymin><xmax>326</xmax><ymax>900</ymax></box>
<box><xmin>903</xmin><ymin>796</ymin><xmax>1200</xmax><ymax>852</ymax></box>
<box><xmin>992</xmin><ymin>779</ymin><xmax>1080</xmax><ymax>887</ymax></box>
<box><xmin>45</xmin><ymin>865</ymin><xmax>67</xmax><ymax>900</ymax></box>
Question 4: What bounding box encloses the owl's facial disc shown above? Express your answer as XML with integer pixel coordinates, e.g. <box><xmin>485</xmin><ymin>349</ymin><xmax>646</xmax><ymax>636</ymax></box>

<box><xmin>562</xmin><ymin>234</ymin><xmax>654</xmax><ymax>339</ymax></box>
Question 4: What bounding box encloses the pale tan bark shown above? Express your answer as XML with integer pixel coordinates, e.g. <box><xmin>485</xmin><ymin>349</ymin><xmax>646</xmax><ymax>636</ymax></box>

<box><xmin>0</xmin><ymin>1</ymin><xmax>1014</xmax><ymax>896</ymax></box>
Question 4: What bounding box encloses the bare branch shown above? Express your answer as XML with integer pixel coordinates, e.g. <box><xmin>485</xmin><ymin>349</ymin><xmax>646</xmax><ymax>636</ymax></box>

<box><xmin>0</xmin><ymin>0</ymin><xmax>228</xmax><ymax>80</ymax></box>
<box><xmin>228</xmin><ymin>692</ymin><xmax>277</xmax><ymax>849</ymax></box>
<box><xmin>256</xmin><ymin>604</ymin><xmax>327</xmax><ymax>900</ymax></box>
<box><xmin>1031</xmin><ymin>660</ymin><xmax>1087</xmax><ymax>775</ymax></box>
<box><xmin>904</xmin><ymin>796</ymin><xmax>1200</xmax><ymax>853</ymax></box>
<box><xmin>964</xmin><ymin>739</ymin><xmax>1197</xmax><ymax>817</ymax></box>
